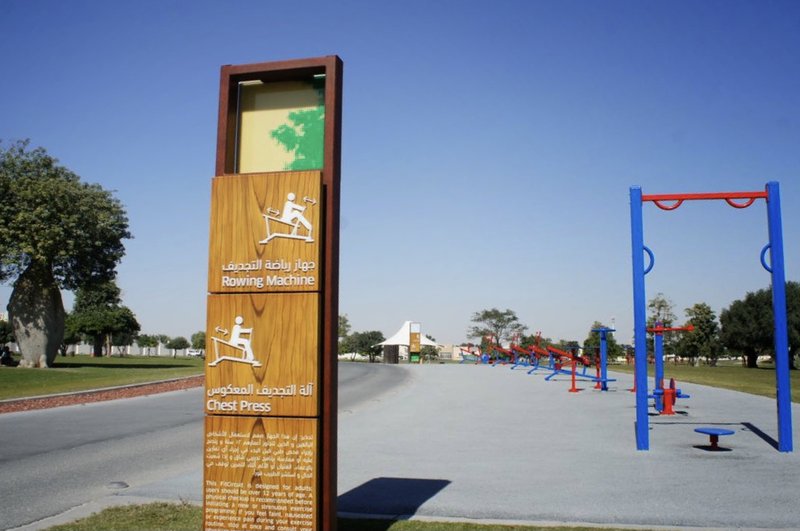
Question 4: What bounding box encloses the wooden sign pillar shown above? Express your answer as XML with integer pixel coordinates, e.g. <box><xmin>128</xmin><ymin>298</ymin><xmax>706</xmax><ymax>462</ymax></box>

<box><xmin>408</xmin><ymin>322</ymin><xmax>421</xmax><ymax>363</ymax></box>
<box><xmin>204</xmin><ymin>56</ymin><xmax>342</xmax><ymax>531</ymax></box>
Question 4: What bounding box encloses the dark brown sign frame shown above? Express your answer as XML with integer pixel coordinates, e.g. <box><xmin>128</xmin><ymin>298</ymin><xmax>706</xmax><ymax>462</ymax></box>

<box><xmin>207</xmin><ymin>55</ymin><xmax>341</xmax><ymax>531</ymax></box>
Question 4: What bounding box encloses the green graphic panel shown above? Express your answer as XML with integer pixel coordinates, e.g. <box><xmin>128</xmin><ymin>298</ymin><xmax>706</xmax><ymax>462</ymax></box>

<box><xmin>237</xmin><ymin>78</ymin><xmax>325</xmax><ymax>173</ymax></box>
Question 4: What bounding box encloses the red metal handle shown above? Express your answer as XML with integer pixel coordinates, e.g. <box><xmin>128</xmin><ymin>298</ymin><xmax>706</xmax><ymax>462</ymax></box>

<box><xmin>647</xmin><ymin>324</ymin><xmax>695</xmax><ymax>334</ymax></box>
<box><xmin>643</xmin><ymin>190</ymin><xmax>767</xmax><ymax>211</ymax></box>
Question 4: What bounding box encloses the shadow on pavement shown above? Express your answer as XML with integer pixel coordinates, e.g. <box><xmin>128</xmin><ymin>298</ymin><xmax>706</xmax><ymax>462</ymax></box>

<box><xmin>339</xmin><ymin>477</ymin><xmax>451</xmax><ymax>516</ymax></box>
<box><xmin>742</xmin><ymin>421</ymin><xmax>779</xmax><ymax>450</ymax></box>
<box><xmin>693</xmin><ymin>444</ymin><xmax>733</xmax><ymax>452</ymax></box>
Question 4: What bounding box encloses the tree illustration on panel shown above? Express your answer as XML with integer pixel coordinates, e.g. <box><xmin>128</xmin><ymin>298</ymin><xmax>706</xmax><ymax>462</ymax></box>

<box><xmin>270</xmin><ymin>84</ymin><xmax>324</xmax><ymax>170</ymax></box>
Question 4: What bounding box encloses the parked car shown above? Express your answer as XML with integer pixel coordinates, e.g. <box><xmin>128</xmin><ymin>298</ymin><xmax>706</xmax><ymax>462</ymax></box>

<box><xmin>187</xmin><ymin>349</ymin><xmax>205</xmax><ymax>358</ymax></box>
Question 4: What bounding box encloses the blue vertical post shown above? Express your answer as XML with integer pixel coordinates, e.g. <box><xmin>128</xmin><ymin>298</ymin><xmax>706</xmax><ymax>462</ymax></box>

<box><xmin>765</xmin><ymin>181</ymin><xmax>793</xmax><ymax>452</ymax></box>
<box><xmin>653</xmin><ymin>324</ymin><xmax>664</xmax><ymax>412</ymax></box>
<box><xmin>654</xmin><ymin>324</ymin><xmax>664</xmax><ymax>389</ymax></box>
<box><xmin>599</xmin><ymin>330</ymin><xmax>609</xmax><ymax>391</ymax></box>
<box><xmin>630</xmin><ymin>186</ymin><xmax>649</xmax><ymax>450</ymax></box>
<box><xmin>592</xmin><ymin>327</ymin><xmax>615</xmax><ymax>391</ymax></box>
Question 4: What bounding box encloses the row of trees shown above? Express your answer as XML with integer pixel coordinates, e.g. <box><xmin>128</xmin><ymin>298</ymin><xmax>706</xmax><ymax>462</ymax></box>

<box><xmin>337</xmin><ymin>314</ymin><xmax>385</xmax><ymax>362</ymax></box>
<box><xmin>466</xmin><ymin>308</ymin><xmax>624</xmax><ymax>359</ymax></box>
<box><xmin>646</xmin><ymin>284</ymin><xmax>799</xmax><ymax>369</ymax></box>
<box><xmin>2</xmin><ymin>311</ymin><xmax>200</xmax><ymax>358</ymax></box>
<box><xmin>468</xmin><ymin>282</ymin><xmax>799</xmax><ymax>370</ymax></box>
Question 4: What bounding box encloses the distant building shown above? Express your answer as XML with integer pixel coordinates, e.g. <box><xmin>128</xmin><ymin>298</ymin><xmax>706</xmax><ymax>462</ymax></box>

<box><xmin>62</xmin><ymin>342</ymin><xmax>189</xmax><ymax>357</ymax></box>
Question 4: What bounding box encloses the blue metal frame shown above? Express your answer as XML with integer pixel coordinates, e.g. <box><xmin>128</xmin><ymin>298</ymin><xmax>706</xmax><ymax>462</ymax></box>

<box><xmin>765</xmin><ymin>182</ymin><xmax>793</xmax><ymax>452</ymax></box>
<box><xmin>630</xmin><ymin>186</ymin><xmax>650</xmax><ymax>450</ymax></box>
<box><xmin>629</xmin><ymin>182</ymin><xmax>792</xmax><ymax>452</ymax></box>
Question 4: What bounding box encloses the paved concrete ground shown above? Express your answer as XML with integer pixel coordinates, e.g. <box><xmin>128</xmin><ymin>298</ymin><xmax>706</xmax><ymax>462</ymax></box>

<box><xmin>10</xmin><ymin>363</ymin><xmax>799</xmax><ymax>530</ymax></box>
<box><xmin>339</xmin><ymin>364</ymin><xmax>799</xmax><ymax>529</ymax></box>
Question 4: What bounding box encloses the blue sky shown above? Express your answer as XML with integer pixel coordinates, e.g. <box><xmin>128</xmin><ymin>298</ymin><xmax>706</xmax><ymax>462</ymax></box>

<box><xmin>1</xmin><ymin>0</ymin><xmax>799</xmax><ymax>345</ymax></box>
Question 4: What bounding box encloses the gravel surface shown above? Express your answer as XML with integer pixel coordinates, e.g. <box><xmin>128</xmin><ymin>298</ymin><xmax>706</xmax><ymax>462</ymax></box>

<box><xmin>0</xmin><ymin>375</ymin><xmax>204</xmax><ymax>414</ymax></box>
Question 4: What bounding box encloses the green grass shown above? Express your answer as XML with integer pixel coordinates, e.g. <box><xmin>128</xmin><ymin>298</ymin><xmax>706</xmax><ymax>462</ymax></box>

<box><xmin>337</xmin><ymin>520</ymin><xmax>637</xmax><ymax>531</ymax></box>
<box><xmin>43</xmin><ymin>503</ymin><xmax>647</xmax><ymax>531</ymax></box>
<box><xmin>0</xmin><ymin>354</ymin><xmax>204</xmax><ymax>400</ymax></box>
<box><xmin>611</xmin><ymin>361</ymin><xmax>800</xmax><ymax>402</ymax></box>
<box><xmin>46</xmin><ymin>502</ymin><xmax>202</xmax><ymax>531</ymax></box>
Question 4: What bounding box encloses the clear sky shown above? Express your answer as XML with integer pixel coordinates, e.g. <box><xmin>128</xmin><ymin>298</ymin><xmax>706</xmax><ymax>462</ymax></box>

<box><xmin>1</xmin><ymin>0</ymin><xmax>799</xmax><ymax>346</ymax></box>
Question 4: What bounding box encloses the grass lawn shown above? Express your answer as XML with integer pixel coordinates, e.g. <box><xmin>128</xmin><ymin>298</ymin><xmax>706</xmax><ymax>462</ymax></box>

<box><xmin>0</xmin><ymin>354</ymin><xmax>204</xmax><ymax>400</ymax></box>
<box><xmin>43</xmin><ymin>503</ymin><xmax>648</xmax><ymax>531</ymax></box>
<box><xmin>611</xmin><ymin>361</ymin><xmax>800</xmax><ymax>402</ymax></box>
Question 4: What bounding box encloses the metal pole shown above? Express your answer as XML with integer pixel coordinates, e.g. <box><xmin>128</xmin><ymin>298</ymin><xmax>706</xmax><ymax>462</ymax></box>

<box><xmin>630</xmin><ymin>186</ymin><xmax>649</xmax><ymax>450</ymax></box>
<box><xmin>654</xmin><ymin>325</ymin><xmax>664</xmax><ymax>391</ymax></box>
<box><xmin>599</xmin><ymin>330</ymin><xmax>609</xmax><ymax>391</ymax></box>
<box><xmin>765</xmin><ymin>181</ymin><xmax>793</xmax><ymax>452</ymax></box>
<box><xmin>592</xmin><ymin>327</ymin><xmax>615</xmax><ymax>392</ymax></box>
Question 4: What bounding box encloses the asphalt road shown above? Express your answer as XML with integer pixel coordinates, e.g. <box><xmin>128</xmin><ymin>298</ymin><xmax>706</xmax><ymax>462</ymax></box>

<box><xmin>1</xmin><ymin>362</ymin><xmax>407</xmax><ymax>531</ymax></box>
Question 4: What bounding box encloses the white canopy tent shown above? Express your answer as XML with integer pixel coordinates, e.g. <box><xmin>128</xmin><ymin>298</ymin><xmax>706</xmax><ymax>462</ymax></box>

<box><xmin>375</xmin><ymin>321</ymin><xmax>439</xmax><ymax>347</ymax></box>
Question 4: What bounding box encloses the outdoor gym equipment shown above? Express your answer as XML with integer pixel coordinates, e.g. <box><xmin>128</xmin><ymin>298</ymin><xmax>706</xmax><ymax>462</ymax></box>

<box><xmin>509</xmin><ymin>344</ymin><xmax>534</xmax><ymax>369</ymax></box>
<box><xmin>630</xmin><ymin>183</ymin><xmax>792</xmax><ymax>452</ymax></box>
<box><xmin>541</xmin><ymin>344</ymin><xmax>617</xmax><ymax>390</ymax></box>
<box><xmin>651</xmin><ymin>377</ymin><xmax>689</xmax><ymax>415</ymax></box>
<box><xmin>507</xmin><ymin>333</ymin><xmax>546</xmax><ymax>370</ymax></box>
<box><xmin>648</xmin><ymin>322</ymin><xmax>693</xmax><ymax>413</ymax></box>
<box><xmin>649</xmin><ymin>323</ymin><xmax>693</xmax><ymax>391</ymax></box>
<box><xmin>473</xmin><ymin>335</ymin><xmax>515</xmax><ymax>366</ymax></box>
<box><xmin>591</xmin><ymin>326</ymin><xmax>616</xmax><ymax>391</ymax></box>
<box><xmin>522</xmin><ymin>342</ymin><xmax>558</xmax><ymax>374</ymax></box>
<box><xmin>694</xmin><ymin>427</ymin><xmax>735</xmax><ymax>450</ymax></box>
<box><xmin>522</xmin><ymin>344</ymin><xmax>550</xmax><ymax>374</ymax></box>
<box><xmin>544</xmin><ymin>345</ymin><xmax>593</xmax><ymax>381</ymax></box>
<box><xmin>505</xmin><ymin>333</ymin><xmax>547</xmax><ymax>372</ymax></box>
<box><xmin>489</xmin><ymin>343</ymin><xmax>516</xmax><ymax>366</ymax></box>
<box><xmin>458</xmin><ymin>344</ymin><xmax>481</xmax><ymax>364</ymax></box>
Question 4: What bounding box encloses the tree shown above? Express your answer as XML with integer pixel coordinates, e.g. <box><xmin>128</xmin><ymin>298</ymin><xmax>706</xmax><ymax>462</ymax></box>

<box><xmin>0</xmin><ymin>141</ymin><xmax>130</xmax><ymax>367</ymax></box>
<box><xmin>720</xmin><ymin>282</ymin><xmax>800</xmax><ymax>369</ymax></box>
<box><xmin>191</xmin><ymin>331</ymin><xmax>206</xmax><ymax>350</ymax></box>
<box><xmin>111</xmin><ymin>330</ymin><xmax>137</xmax><ymax>355</ymax></box>
<box><xmin>648</xmin><ymin>293</ymin><xmax>677</xmax><ymax>326</ymax></box>
<box><xmin>555</xmin><ymin>339</ymin><xmax>580</xmax><ymax>353</ymax></box>
<box><xmin>468</xmin><ymin>308</ymin><xmax>527</xmax><ymax>347</ymax></box>
<box><xmin>136</xmin><ymin>334</ymin><xmax>160</xmax><ymax>356</ymax></box>
<box><xmin>789</xmin><ymin>282</ymin><xmax>800</xmax><ymax>370</ymax></box>
<box><xmin>582</xmin><ymin>321</ymin><xmax>623</xmax><ymax>361</ymax></box>
<box><xmin>166</xmin><ymin>336</ymin><xmax>190</xmax><ymax>356</ymax></box>
<box><xmin>647</xmin><ymin>293</ymin><xmax>678</xmax><ymax>357</ymax></box>
<box><xmin>338</xmin><ymin>314</ymin><xmax>351</xmax><ymax>339</ymax></box>
<box><xmin>337</xmin><ymin>334</ymin><xmax>357</xmax><ymax>359</ymax></box>
<box><xmin>157</xmin><ymin>335</ymin><xmax>170</xmax><ymax>355</ymax></box>
<box><xmin>0</xmin><ymin>318</ymin><xmax>15</xmax><ymax>345</ymax></box>
<box><xmin>70</xmin><ymin>281</ymin><xmax>140</xmax><ymax>357</ymax></box>
<box><xmin>420</xmin><ymin>335</ymin><xmax>439</xmax><ymax>363</ymax></box>
<box><xmin>676</xmin><ymin>303</ymin><xmax>721</xmax><ymax>366</ymax></box>
<box><xmin>60</xmin><ymin>312</ymin><xmax>83</xmax><ymax>356</ymax></box>
<box><xmin>340</xmin><ymin>330</ymin><xmax>385</xmax><ymax>362</ymax></box>
<box><xmin>519</xmin><ymin>333</ymin><xmax>552</xmax><ymax>349</ymax></box>
<box><xmin>270</xmin><ymin>79</ymin><xmax>325</xmax><ymax>171</ymax></box>
<box><xmin>720</xmin><ymin>290</ymin><xmax>771</xmax><ymax>368</ymax></box>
